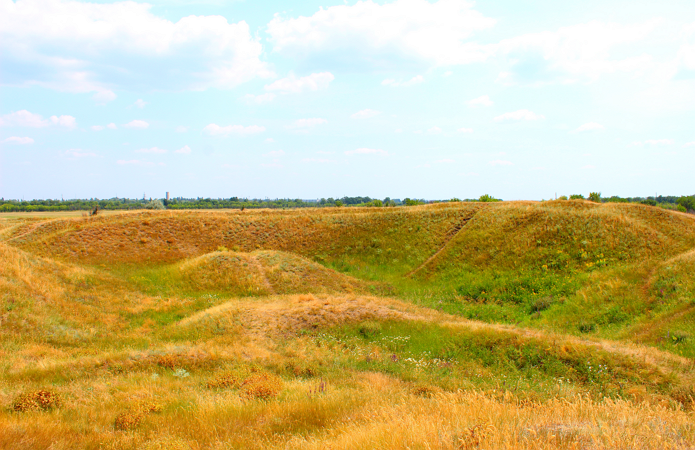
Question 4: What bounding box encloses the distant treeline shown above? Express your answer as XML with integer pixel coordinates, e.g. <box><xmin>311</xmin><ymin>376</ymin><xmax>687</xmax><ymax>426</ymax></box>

<box><xmin>1</xmin><ymin>194</ymin><xmax>694</xmax><ymax>213</ymax></box>
<box><xmin>596</xmin><ymin>194</ymin><xmax>695</xmax><ymax>213</ymax></box>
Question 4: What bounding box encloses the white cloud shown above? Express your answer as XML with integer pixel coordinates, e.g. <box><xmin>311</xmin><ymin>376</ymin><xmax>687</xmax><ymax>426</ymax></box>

<box><xmin>265</xmin><ymin>72</ymin><xmax>334</xmax><ymax>94</ymax></box>
<box><xmin>92</xmin><ymin>90</ymin><xmax>117</xmax><ymax>104</ymax></box>
<box><xmin>495</xmin><ymin>20</ymin><xmax>660</xmax><ymax>85</ymax></box>
<box><xmin>175</xmin><ymin>126</ymin><xmax>188</xmax><ymax>133</ymax></box>
<box><xmin>644</xmin><ymin>139</ymin><xmax>674</xmax><ymax>145</ymax></box>
<box><xmin>351</xmin><ymin>109</ymin><xmax>381</xmax><ymax>119</ymax></box>
<box><xmin>175</xmin><ymin>145</ymin><xmax>191</xmax><ymax>154</ymax></box>
<box><xmin>124</xmin><ymin>120</ymin><xmax>150</xmax><ymax>129</ymax></box>
<box><xmin>2</xmin><ymin>136</ymin><xmax>34</xmax><ymax>144</ymax></box>
<box><xmin>684</xmin><ymin>141</ymin><xmax>695</xmax><ymax>148</ymax></box>
<box><xmin>467</xmin><ymin>95</ymin><xmax>493</xmax><ymax>107</ymax></box>
<box><xmin>0</xmin><ymin>110</ymin><xmax>76</xmax><ymax>128</ymax></box>
<box><xmin>244</xmin><ymin>93</ymin><xmax>277</xmax><ymax>104</ymax></box>
<box><xmin>134</xmin><ymin>99</ymin><xmax>148</xmax><ymax>108</ymax></box>
<box><xmin>265</xmin><ymin>138</ymin><xmax>275</xmax><ymax>143</ymax></box>
<box><xmin>107</xmin><ymin>123</ymin><xmax>117</xmax><ymax>130</ymax></box>
<box><xmin>203</xmin><ymin>124</ymin><xmax>265</xmax><ymax>136</ymax></box>
<box><xmin>265</xmin><ymin>149</ymin><xmax>285</xmax><ymax>157</ymax></box>
<box><xmin>427</xmin><ymin>126</ymin><xmax>442</xmax><ymax>134</ymax></box>
<box><xmin>0</xmin><ymin>0</ymin><xmax>272</xmax><ymax>93</ymax></box>
<box><xmin>65</xmin><ymin>149</ymin><xmax>97</xmax><ymax>158</ymax></box>
<box><xmin>0</xmin><ymin>110</ymin><xmax>49</xmax><ymax>127</ymax></box>
<box><xmin>434</xmin><ymin>158</ymin><xmax>455</xmax><ymax>163</ymax></box>
<box><xmin>394</xmin><ymin>128</ymin><xmax>403</xmax><ymax>133</ymax></box>
<box><xmin>494</xmin><ymin>110</ymin><xmax>545</xmax><ymax>122</ymax></box>
<box><xmin>575</xmin><ymin>122</ymin><xmax>604</xmax><ymax>132</ymax></box>
<box><xmin>443</xmin><ymin>71</ymin><xmax>453</xmax><ymax>77</ymax></box>
<box><xmin>382</xmin><ymin>75</ymin><xmax>425</xmax><ymax>87</ymax></box>
<box><xmin>288</xmin><ymin>118</ymin><xmax>328</xmax><ymax>129</ymax></box>
<box><xmin>50</xmin><ymin>115</ymin><xmax>77</xmax><ymax>128</ymax></box>
<box><xmin>136</xmin><ymin>147</ymin><xmax>167</xmax><ymax>154</ymax></box>
<box><xmin>345</xmin><ymin>147</ymin><xmax>388</xmax><ymax>156</ymax></box>
<box><xmin>117</xmin><ymin>159</ymin><xmax>154</xmax><ymax>166</ymax></box>
<box><xmin>489</xmin><ymin>159</ymin><xmax>513</xmax><ymax>166</ymax></box>
<box><xmin>457</xmin><ymin>127</ymin><xmax>473</xmax><ymax>133</ymax></box>
<box><xmin>91</xmin><ymin>125</ymin><xmax>104</xmax><ymax>131</ymax></box>
<box><xmin>303</xmin><ymin>158</ymin><xmax>334</xmax><ymax>163</ymax></box>
<box><xmin>267</xmin><ymin>0</ymin><xmax>496</xmax><ymax>69</ymax></box>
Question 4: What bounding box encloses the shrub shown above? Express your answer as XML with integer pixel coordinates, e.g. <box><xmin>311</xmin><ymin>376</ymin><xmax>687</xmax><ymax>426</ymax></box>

<box><xmin>240</xmin><ymin>372</ymin><xmax>283</xmax><ymax>400</ymax></box>
<box><xmin>12</xmin><ymin>390</ymin><xmax>62</xmax><ymax>412</ymax></box>
<box><xmin>558</xmin><ymin>196</ymin><xmax>568</xmax><ymax>200</ymax></box>
<box><xmin>529</xmin><ymin>296</ymin><xmax>553</xmax><ymax>313</ymax></box>
<box><xmin>670</xmin><ymin>331</ymin><xmax>688</xmax><ymax>344</ymax></box>
<box><xmin>641</xmin><ymin>199</ymin><xmax>657</xmax><ymax>206</ymax></box>
<box><xmin>570</xmin><ymin>194</ymin><xmax>585</xmax><ymax>200</ymax></box>
<box><xmin>588</xmin><ymin>192</ymin><xmax>601</xmax><ymax>203</ymax></box>
<box><xmin>115</xmin><ymin>412</ymin><xmax>142</xmax><ymax>430</ymax></box>
<box><xmin>358</xmin><ymin>320</ymin><xmax>382</xmax><ymax>338</ymax></box>
<box><xmin>114</xmin><ymin>401</ymin><xmax>163</xmax><ymax>430</ymax></box>
<box><xmin>578</xmin><ymin>322</ymin><xmax>596</xmax><ymax>333</ymax></box>
<box><xmin>206</xmin><ymin>371</ymin><xmax>243</xmax><ymax>389</ymax></box>
<box><xmin>677</xmin><ymin>205</ymin><xmax>687</xmax><ymax>213</ymax></box>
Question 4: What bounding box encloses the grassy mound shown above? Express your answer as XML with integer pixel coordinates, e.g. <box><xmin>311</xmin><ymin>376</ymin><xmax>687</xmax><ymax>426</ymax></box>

<box><xmin>132</xmin><ymin>250</ymin><xmax>374</xmax><ymax>298</ymax></box>
<box><xmin>1</xmin><ymin>202</ymin><xmax>695</xmax><ymax>449</ymax></box>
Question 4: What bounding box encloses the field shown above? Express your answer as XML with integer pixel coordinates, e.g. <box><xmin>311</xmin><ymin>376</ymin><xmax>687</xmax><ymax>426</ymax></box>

<box><xmin>0</xmin><ymin>201</ymin><xmax>694</xmax><ymax>449</ymax></box>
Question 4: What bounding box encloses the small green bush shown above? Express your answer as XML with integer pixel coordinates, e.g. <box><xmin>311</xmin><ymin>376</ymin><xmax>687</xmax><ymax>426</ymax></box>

<box><xmin>578</xmin><ymin>322</ymin><xmax>596</xmax><ymax>333</ymax></box>
<box><xmin>570</xmin><ymin>194</ymin><xmax>585</xmax><ymax>200</ymax></box>
<box><xmin>588</xmin><ymin>192</ymin><xmax>601</xmax><ymax>203</ymax></box>
<box><xmin>529</xmin><ymin>296</ymin><xmax>553</xmax><ymax>313</ymax></box>
<box><xmin>358</xmin><ymin>321</ymin><xmax>382</xmax><ymax>338</ymax></box>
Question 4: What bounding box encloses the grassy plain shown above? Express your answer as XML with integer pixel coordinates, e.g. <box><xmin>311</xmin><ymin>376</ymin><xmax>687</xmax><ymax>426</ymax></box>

<box><xmin>0</xmin><ymin>201</ymin><xmax>694</xmax><ymax>449</ymax></box>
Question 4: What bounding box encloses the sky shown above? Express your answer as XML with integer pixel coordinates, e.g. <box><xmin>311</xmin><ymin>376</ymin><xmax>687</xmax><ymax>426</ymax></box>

<box><xmin>1</xmin><ymin>0</ymin><xmax>694</xmax><ymax>201</ymax></box>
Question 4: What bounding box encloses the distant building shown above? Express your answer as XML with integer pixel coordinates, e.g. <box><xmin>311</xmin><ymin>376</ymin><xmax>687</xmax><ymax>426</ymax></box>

<box><xmin>166</xmin><ymin>192</ymin><xmax>170</xmax><ymax>201</ymax></box>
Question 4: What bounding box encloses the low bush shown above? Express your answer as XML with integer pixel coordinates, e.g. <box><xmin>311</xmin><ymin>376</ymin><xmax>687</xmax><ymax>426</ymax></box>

<box><xmin>240</xmin><ymin>372</ymin><xmax>283</xmax><ymax>400</ymax></box>
<box><xmin>12</xmin><ymin>389</ymin><xmax>62</xmax><ymax>412</ymax></box>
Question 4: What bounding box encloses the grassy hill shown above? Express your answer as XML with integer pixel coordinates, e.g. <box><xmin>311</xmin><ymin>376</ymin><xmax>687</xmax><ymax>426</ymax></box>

<box><xmin>1</xmin><ymin>201</ymin><xmax>694</xmax><ymax>449</ymax></box>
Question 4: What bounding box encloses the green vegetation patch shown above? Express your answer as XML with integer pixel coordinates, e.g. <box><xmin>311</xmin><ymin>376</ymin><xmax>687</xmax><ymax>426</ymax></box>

<box><xmin>316</xmin><ymin>320</ymin><xmax>679</xmax><ymax>401</ymax></box>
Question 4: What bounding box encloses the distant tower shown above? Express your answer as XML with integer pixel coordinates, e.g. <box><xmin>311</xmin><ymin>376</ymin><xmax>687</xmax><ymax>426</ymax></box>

<box><xmin>166</xmin><ymin>192</ymin><xmax>170</xmax><ymax>201</ymax></box>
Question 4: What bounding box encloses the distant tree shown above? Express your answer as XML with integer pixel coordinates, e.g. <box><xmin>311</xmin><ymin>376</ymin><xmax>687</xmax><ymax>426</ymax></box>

<box><xmin>640</xmin><ymin>199</ymin><xmax>657</xmax><ymax>206</ymax></box>
<box><xmin>404</xmin><ymin>198</ymin><xmax>424</xmax><ymax>206</ymax></box>
<box><xmin>334</xmin><ymin>200</ymin><xmax>343</xmax><ymax>207</ymax></box>
<box><xmin>450</xmin><ymin>197</ymin><xmax>461</xmax><ymax>202</ymax></box>
<box><xmin>570</xmin><ymin>194</ymin><xmax>585</xmax><ymax>200</ymax></box>
<box><xmin>478</xmin><ymin>194</ymin><xmax>500</xmax><ymax>202</ymax></box>
<box><xmin>558</xmin><ymin>195</ymin><xmax>568</xmax><ymax>200</ymax></box>
<box><xmin>678</xmin><ymin>196</ymin><xmax>695</xmax><ymax>212</ymax></box>
<box><xmin>588</xmin><ymin>192</ymin><xmax>601</xmax><ymax>203</ymax></box>
<box><xmin>145</xmin><ymin>199</ymin><xmax>166</xmax><ymax>210</ymax></box>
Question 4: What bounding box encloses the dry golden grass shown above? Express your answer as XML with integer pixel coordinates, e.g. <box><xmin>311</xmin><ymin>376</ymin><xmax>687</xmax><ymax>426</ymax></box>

<box><xmin>1</xmin><ymin>202</ymin><xmax>694</xmax><ymax>449</ymax></box>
